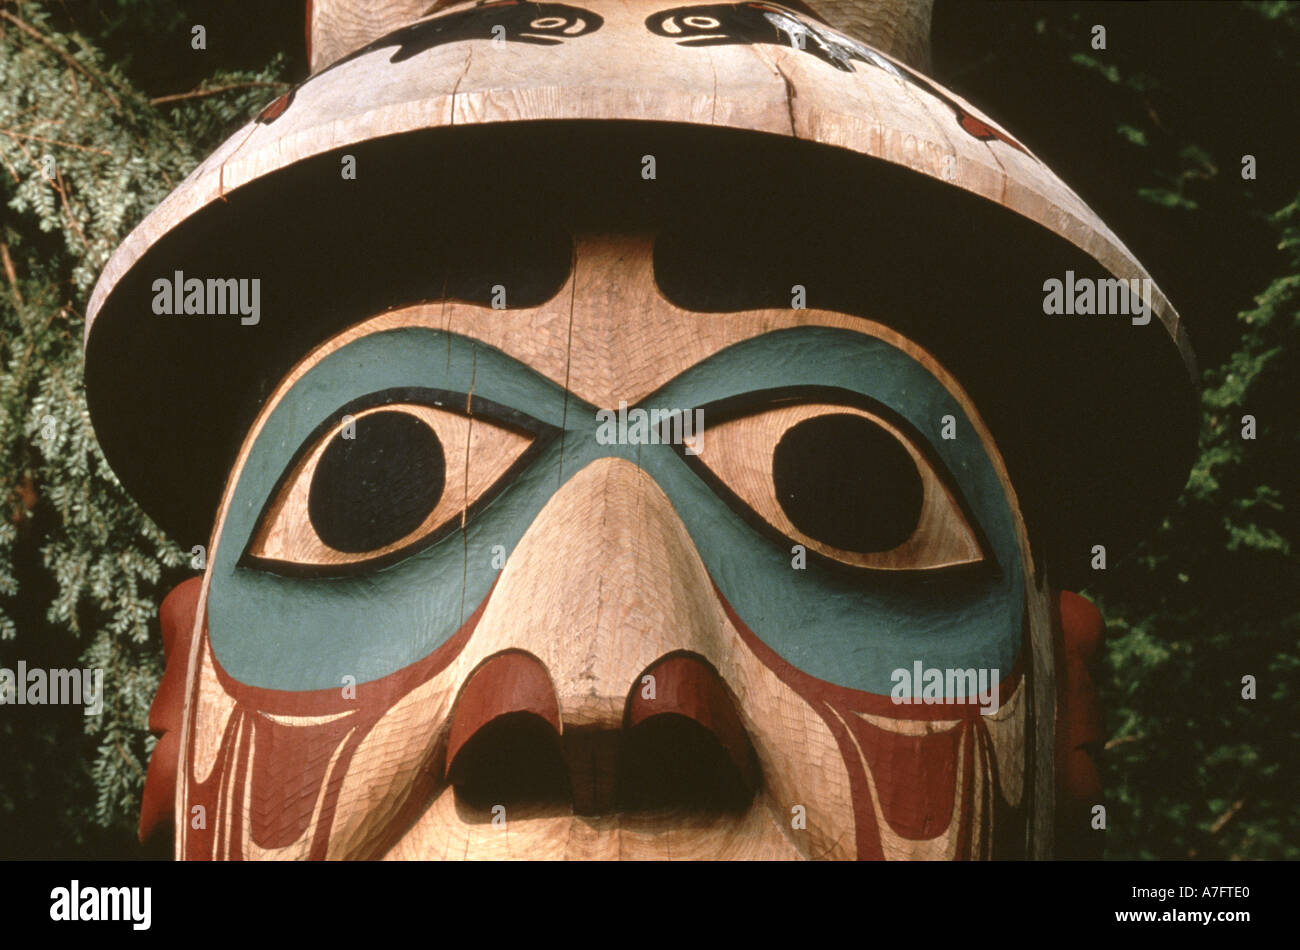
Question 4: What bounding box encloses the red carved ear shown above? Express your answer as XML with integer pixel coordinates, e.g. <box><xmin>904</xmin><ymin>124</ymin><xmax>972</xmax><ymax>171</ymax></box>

<box><xmin>139</xmin><ymin>577</ymin><xmax>203</xmax><ymax>844</ymax></box>
<box><xmin>1055</xmin><ymin>590</ymin><xmax>1106</xmax><ymax>858</ymax></box>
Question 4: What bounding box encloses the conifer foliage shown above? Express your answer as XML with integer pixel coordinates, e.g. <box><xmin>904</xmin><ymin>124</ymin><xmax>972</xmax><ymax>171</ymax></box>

<box><xmin>0</xmin><ymin>0</ymin><xmax>288</xmax><ymax>855</ymax></box>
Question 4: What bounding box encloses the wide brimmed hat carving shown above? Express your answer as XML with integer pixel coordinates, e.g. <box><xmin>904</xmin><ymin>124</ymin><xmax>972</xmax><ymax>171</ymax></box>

<box><xmin>85</xmin><ymin>0</ymin><xmax>1197</xmax><ymax>582</ymax></box>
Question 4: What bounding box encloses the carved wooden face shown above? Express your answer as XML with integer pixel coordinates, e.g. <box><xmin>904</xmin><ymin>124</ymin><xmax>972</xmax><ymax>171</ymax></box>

<box><xmin>151</xmin><ymin>231</ymin><xmax>1072</xmax><ymax>860</ymax></box>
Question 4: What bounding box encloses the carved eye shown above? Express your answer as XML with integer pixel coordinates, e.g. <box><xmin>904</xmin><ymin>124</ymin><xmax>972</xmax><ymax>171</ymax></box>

<box><xmin>244</xmin><ymin>397</ymin><xmax>544</xmax><ymax>575</ymax></box>
<box><xmin>649</xmin><ymin>12</ymin><xmax>725</xmax><ymax>38</ymax></box>
<box><xmin>685</xmin><ymin>401</ymin><xmax>985</xmax><ymax>572</ymax></box>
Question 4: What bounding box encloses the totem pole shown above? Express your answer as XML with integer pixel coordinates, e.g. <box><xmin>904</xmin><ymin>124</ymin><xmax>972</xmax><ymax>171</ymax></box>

<box><xmin>84</xmin><ymin>0</ymin><xmax>1198</xmax><ymax>859</ymax></box>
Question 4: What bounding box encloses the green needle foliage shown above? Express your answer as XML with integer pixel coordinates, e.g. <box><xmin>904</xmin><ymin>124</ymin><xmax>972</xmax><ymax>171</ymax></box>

<box><xmin>0</xmin><ymin>0</ymin><xmax>290</xmax><ymax>856</ymax></box>
<box><xmin>936</xmin><ymin>0</ymin><xmax>1300</xmax><ymax>859</ymax></box>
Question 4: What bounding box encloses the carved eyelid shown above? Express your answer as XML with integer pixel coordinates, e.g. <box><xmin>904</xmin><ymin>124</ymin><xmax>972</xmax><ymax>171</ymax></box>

<box><xmin>240</xmin><ymin>390</ymin><xmax>554</xmax><ymax>577</ymax></box>
<box><xmin>680</xmin><ymin>394</ymin><xmax>988</xmax><ymax>573</ymax></box>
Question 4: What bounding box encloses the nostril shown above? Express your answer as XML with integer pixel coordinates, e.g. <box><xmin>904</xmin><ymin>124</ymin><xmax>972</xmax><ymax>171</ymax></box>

<box><xmin>446</xmin><ymin>650</ymin><xmax>561</xmax><ymax>766</ymax></box>
<box><xmin>625</xmin><ymin>653</ymin><xmax>759</xmax><ymax>787</ymax></box>
<box><xmin>619</xmin><ymin>653</ymin><xmax>760</xmax><ymax>814</ymax></box>
<box><xmin>618</xmin><ymin>714</ymin><xmax>755</xmax><ymax>814</ymax></box>
<box><xmin>447</xmin><ymin>711</ymin><xmax>571</xmax><ymax>814</ymax></box>
<box><xmin>444</xmin><ymin>650</ymin><xmax>569</xmax><ymax>818</ymax></box>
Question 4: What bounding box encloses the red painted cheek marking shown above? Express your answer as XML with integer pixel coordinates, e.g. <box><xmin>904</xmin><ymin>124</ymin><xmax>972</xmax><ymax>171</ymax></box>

<box><xmin>184</xmin><ymin>581</ymin><xmax>496</xmax><ymax>860</ymax></box>
<box><xmin>183</xmin><ymin>702</ymin><xmax>244</xmax><ymax>861</ymax></box>
<box><xmin>848</xmin><ymin>717</ymin><xmax>960</xmax><ymax>841</ymax></box>
<box><xmin>712</xmin><ymin>577</ymin><xmax>1030</xmax><ymax>859</ymax></box>
<box><xmin>248</xmin><ymin>711</ymin><xmax>356</xmax><ymax>850</ymax></box>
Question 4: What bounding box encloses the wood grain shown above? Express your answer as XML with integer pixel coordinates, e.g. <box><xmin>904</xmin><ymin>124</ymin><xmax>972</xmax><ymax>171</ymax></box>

<box><xmin>309</xmin><ymin>0</ymin><xmax>435</xmax><ymax>72</ymax></box>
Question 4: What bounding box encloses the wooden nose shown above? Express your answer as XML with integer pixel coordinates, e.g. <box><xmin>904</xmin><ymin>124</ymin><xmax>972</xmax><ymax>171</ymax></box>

<box><xmin>442</xmin><ymin>650</ymin><xmax>760</xmax><ymax>818</ymax></box>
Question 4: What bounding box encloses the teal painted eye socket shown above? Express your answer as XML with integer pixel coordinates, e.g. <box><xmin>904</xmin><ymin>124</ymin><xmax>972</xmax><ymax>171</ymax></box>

<box><xmin>241</xmin><ymin>388</ymin><xmax>557</xmax><ymax>577</ymax></box>
<box><xmin>206</xmin><ymin>325</ymin><xmax>1024</xmax><ymax>695</ymax></box>
<box><xmin>676</xmin><ymin>388</ymin><xmax>990</xmax><ymax>575</ymax></box>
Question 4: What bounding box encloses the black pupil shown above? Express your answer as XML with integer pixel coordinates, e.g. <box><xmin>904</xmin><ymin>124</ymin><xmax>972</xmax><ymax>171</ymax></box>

<box><xmin>772</xmin><ymin>413</ymin><xmax>923</xmax><ymax>554</ymax></box>
<box><xmin>308</xmin><ymin>411</ymin><xmax>445</xmax><ymax>553</ymax></box>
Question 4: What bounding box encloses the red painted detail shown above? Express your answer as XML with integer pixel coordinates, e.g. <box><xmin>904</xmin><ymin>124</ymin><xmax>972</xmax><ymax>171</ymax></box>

<box><xmin>626</xmin><ymin>652</ymin><xmax>758</xmax><ymax>788</ymax></box>
<box><xmin>446</xmin><ymin>650</ymin><xmax>561</xmax><ymax>771</ymax></box>
<box><xmin>139</xmin><ymin>731</ymin><xmax>179</xmax><ymax>845</ymax></box>
<box><xmin>182</xmin><ymin>697</ymin><xmax>243</xmax><ymax>860</ymax></box>
<box><xmin>139</xmin><ymin>577</ymin><xmax>203</xmax><ymax>843</ymax></box>
<box><xmin>181</xmin><ymin>582</ymin><xmax>496</xmax><ymax>860</ymax></box>
<box><xmin>248</xmin><ymin>708</ymin><xmax>354</xmax><ymax>849</ymax></box>
<box><xmin>958</xmin><ymin>113</ymin><xmax>1029</xmax><ymax>154</ymax></box>
<box><xmin>712</xmin><ymin>577</ymin><xmax>1029</xmax><ymax>859</ymax></box>
<box><xmin>714</xmin><ymin>585</ymin><xmax>883</xmax><ymax>859</ymax></box>
<box><xmin>1060</xmin><ymin>590</ymin><xmax>1104</xmax><ymax>665</ymax></box>
<box><xmin>1065</xmin><ymin>745</ymin><xmax>1101</xmax><ymax>803</ymax></box>
<box><xmin>305</xmin><ymin>0</ymin><xmax>313</xmax><ymax>67</ymax></box>
<box><xmin>1058</xmin><ymin>590</ymin><xmax>1105</xmax><ymax>755</ymax></box>
<box><xmin>228</xmin><ymin>710</ymin><xmax>252</xmax><ymax>861</ymax></box>
<box><xmin>150</xmin><ymin>577</ymin><xmax>201</xmax><ymax>734</ymax></box>
<box><xmin>848</xmin><ymin>715</ymin><xmax>961</xmax><ymax>841</ymax></box>
<box><xmin>1054</xmin><ymin>590</ymin><xmax>1106</xmax><ymax>858</ymax></box>
<box><xmin>256</xmin><ymin>91</ymin><xmax>294</xmax><ymax>123</ymax></box>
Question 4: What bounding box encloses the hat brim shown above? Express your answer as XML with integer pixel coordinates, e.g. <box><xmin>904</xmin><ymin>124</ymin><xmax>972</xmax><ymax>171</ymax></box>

<box><xmin>85</xmin><ymin>2</ymin><xmax>1197</xmax><ymax>580</ymax></box>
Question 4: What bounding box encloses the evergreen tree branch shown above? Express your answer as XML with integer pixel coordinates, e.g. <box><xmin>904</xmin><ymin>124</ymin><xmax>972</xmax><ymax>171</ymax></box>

<box><xmin>151</xmin><ymin>80</ymin><xmax>286</xmax><ymax>106</ymax></box>
<box><xmin>0</xmin><ymin>126</ymin><xmax>113</xmax><ymax>157</ymax></box>
<box><xmin>0</xmin><ymin>9</ymin><xmax>123</xmax><ymax>110</ymax></box>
